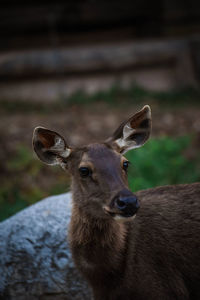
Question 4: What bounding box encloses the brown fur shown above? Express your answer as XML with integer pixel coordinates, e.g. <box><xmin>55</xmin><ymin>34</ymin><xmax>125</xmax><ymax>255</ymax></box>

<box><xmin>32</xmin><ymin>106</ymin><xmax>200</xmax><ymax>300</ymax></box>
<box><xmin>69</xmin><ymin>181</ymin><xmax>200</xmax><ymax>300</ymax></box>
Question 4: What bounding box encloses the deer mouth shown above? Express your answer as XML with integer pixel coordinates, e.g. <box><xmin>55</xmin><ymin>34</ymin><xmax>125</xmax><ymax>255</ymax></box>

<box><xmin>103</xmin><ymin>206</ymin><xmax>137</xmax><ymax>220</ymax></box>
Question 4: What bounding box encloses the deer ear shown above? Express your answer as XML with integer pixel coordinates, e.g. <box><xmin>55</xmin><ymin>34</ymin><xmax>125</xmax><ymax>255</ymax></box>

<box><xmin>109</xmin><ymin>105</ymin><xmax>152</xmax><ymax>154</ymax></box>
<box><xmin>32</xmin><ymin>127</ymin><xmax>71</xmax><ymax>165</ymax></box>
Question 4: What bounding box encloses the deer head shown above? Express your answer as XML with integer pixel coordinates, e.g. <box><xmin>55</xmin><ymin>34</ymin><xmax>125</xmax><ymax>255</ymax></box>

<box><xmin>33</xmin><ymin>105</ymin><xmax>151</xmax><ymax>220</ymax></box>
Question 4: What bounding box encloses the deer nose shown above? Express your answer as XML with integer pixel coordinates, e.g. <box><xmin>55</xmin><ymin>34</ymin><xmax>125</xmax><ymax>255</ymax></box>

<box><xmin>115</xmin><ymin>194</ymin><xmax>139</xmax><ymax>217</ymax></box>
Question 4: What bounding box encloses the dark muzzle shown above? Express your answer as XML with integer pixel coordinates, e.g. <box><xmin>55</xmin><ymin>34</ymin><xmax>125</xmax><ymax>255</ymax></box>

<box><xmin>114</xmin><ymin>189</ymin><xmax>139</xmax><ymax>217</ymax></box>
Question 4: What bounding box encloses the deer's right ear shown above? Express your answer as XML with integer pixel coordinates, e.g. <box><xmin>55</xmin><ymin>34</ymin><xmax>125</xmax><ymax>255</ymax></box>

<box><xmin>32</xmin><ymin>127</ymin><xmax>71</xmax><ymax>165</ymax></box>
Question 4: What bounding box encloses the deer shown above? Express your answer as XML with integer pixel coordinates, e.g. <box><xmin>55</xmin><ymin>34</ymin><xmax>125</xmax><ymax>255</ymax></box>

<box><xmin>33</xmin><ymin>105</ymin><xmax>200</xmax><ymax>300</ymax></box>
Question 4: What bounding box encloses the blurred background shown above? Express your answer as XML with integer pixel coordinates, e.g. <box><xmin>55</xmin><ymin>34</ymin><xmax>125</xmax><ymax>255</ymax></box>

<box><xmin>0</xmin><ymin>0</ymin><xmax>200</xmax><ymax>221</ymax></box>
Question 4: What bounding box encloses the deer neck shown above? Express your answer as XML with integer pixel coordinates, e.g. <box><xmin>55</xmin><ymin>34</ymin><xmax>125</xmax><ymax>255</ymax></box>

<box><xmin>68</xmin><ymin>192</ymin><xmax>132</xmax><ymax>288</ymax></box>
<box><xmin>69</xmin><ymin>202</ymin><xmax>127</xmax><ymax>247</ymax></box>
<box><xmin>69</xmin><ymin>202</ymin><xmax>129</xmax><ymax>288</ymax></box>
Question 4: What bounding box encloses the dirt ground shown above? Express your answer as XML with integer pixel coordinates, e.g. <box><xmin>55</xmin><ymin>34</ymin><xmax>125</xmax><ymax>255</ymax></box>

<box><xmin>1</xmin><ymin>101</ymin><xmax>200</xmax><ymax>151</ymax></box>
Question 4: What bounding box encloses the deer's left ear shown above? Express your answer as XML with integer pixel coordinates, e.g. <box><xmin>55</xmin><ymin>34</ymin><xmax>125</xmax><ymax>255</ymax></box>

<box><xmin>108</xmin><ymin>105</ymin><xmax>152</xmax><ymax>154</ymax></box>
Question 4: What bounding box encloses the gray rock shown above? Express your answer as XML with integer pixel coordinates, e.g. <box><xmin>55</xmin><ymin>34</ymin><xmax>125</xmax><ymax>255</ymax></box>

<box><xmin>0</xmin><ymin>193</ymin><xmax>92</xmax><ymax>300</ymax></box>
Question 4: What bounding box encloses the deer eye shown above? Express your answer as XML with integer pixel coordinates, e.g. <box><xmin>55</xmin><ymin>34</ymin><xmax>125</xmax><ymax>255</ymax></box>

<box><xmin>79</xmin><ymin>167</ymin><xmax>91</xmax><ymax>177</ymax></box>
<box><xmin>123</xmin><ymin>161</ymin><xmax>129</xmax><ymax>172</ymax></box>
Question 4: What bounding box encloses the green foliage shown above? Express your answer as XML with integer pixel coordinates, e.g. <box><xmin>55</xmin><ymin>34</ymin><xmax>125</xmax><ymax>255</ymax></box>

<box><xmin>0</xmin><ymin>145</ymin><xmax>70</xmax><ymax>222</ymax></box>
<box><xmin>0</xmin><ymin>185</ymin><xmax>27</xmax><ymax>221</ymax></box>
<box><xmin>0</xmin><ymin>184</ymin><xmax>45</xmax><ymax>221</ymax></box>
<box><xmin>7</xmin><ymin>144</ymin><xmax>42</xmax><ymax>174</ymax></box>
<box><xmin>126</xmin><ymin>136</ymin><xmax>200</xmax><ymax>192</ymax></box>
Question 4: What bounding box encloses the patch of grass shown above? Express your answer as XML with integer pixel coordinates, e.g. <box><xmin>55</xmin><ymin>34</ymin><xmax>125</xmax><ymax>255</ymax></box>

<box><xmin>126</xmin><ymin>136</ymin><xmax>200</xmax><ymax>192</ymax></box>
<box><xmin>0</xmin><ymin>184</ymin><xmax>45</xmax><ymax>221</ymax></box>
<box><xmin>63</xmin><ymin>85</ymin><xmax>200</xmax><ymax>107</ymax></box>
<box><xmin>0</xmin><ymin>185</ymin><xmax>27</xmax><ymax>221</ymax></box>
<box><xmin>0</xmin><ymin>145</ymin><xmax>70</xmax><ymax>222</ymax></box>
<box><xmin>7</xmin><ymin>144</ymin><xmax>41</xmax><ymax>174</ymax></box>
<box><xmin>0</xmin><ymin>85</ymin><xmax>199</xmax><ymax>113</ymax></box>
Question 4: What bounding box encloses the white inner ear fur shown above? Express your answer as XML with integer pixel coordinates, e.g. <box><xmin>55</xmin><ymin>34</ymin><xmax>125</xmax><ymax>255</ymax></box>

<box><xmin>53</xmin><ymin>137</ymin><xmax>71</xmax><ymax>158</ymax></box>
<box><xmin>115</xmin><ymin>122</ymin><xmax>139</xmax><ymax>150</ymax></box>
<box><xmin>42</xmin><ymin>136</ymin><xmax>71</xmax><ymax>158</ymax></box>
<box><xmin>123</xmin><ymin>123</ymin><xmax>135</xmax><ymax>139</ymax></box>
